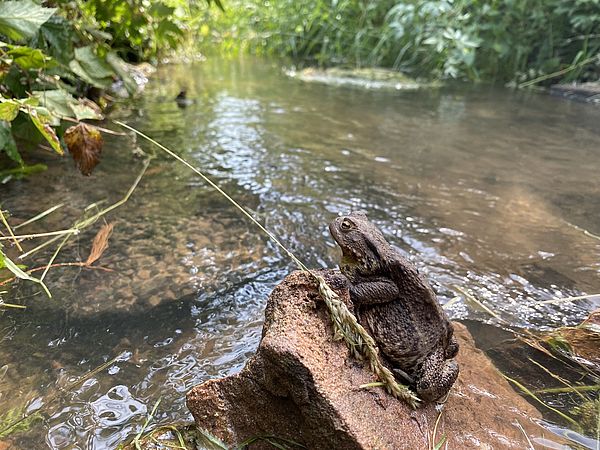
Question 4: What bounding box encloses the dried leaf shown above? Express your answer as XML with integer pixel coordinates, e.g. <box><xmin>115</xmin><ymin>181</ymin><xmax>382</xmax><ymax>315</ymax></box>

<box><xmin>64</xmin><ymin>123</ymin><xmax>103</xmax><ymax>175</ymax></box>
<box><xmin>85</xmin><ymin>223</ymin><xmax>113</xmax><ymax>266</ymax></box>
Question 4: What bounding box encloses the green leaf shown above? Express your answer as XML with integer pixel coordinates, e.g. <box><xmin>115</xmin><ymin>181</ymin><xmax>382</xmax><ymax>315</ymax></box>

<box><xmin>149</xmin><ymin>3</ymin><xmax>175</xmax><ymax>17</ymax></box>
<box><xmin>0</xmin><ymin>101</ymin><xmax>19</xmax><ymax>122</ymax></box>
<box><xmin>67</xmin><ymin>46</ymin><xmax>115</xmax><ymax>89</ymax></box>
<box><xmin>33</xmin><ymin>89</ymin><xmax>103</xmax><ymax>121</ymax></box>
<box><xmin>0</xmin><ymin>248</ymin><xmax>51</xmax><ymax>297</ymax></box>
<box><xmin>0</xmin><ymin>0</ymin><xmax>56</xmax><ymax>41</ymax></box>
<box><xmin>10</xmin><ymin>112</ymin><xmax>41</xmax><ymax>151</ymax></box>
<box><xmin>33</xmin><ymin>106</ymin><xmax>60</xmax><ymax>126</ymax></box>
<box><xmin>32</xmin><ymin>90</ymin><xmax>71</xmax><ymax>118</ymax></box>
<box><xmin>0</xmin><ymin>121</ymin><xmax>22</xmax><ymax>165</ymax></box>
<box><xmin>7</xmin><ymin>45</ymin><xmax>53</xmax><ymax>70</ymax></box>
<box><xmin>2</xmin><ymin>65</ymin><xmax>27</xmax><ymax>98</ymax></box>
<box><xmin>69</xmin><ymin>99</ymin><xmax>103</xmax><ymax>121</ymax></box>
<box><xmin>74</xmin><ymin>46</ymin><xmax>114</xmax><ymax>79</ymax></box>
<box><xmin>68</xmin><ymin>59</ymin><xmax>112</xmax><ymax>89</ymax></box>
<box><xmin>106</xmin><ymin>52</ymin><xmax>138</xmax><ymax>95</ymax></box>
<box><xmin>433</xmin><ymin>435</ymin><xmax>447</xmax><ymax>450</ymax></box>
<box><xmin>28</xmin><ymin>108</ymin><xmax>63</xmax><ymax>155</ymax></box>
<box><xmin>39</xmin><ymin>15</ymin><xmax>74</xmax><ymax>64</ymax></box>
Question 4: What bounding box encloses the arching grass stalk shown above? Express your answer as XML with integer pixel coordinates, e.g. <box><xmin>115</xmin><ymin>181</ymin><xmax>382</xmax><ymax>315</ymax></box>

<box><xmin>114</xmin><ymin>120</ymin><xmax>419</xmax><ymax>408</ymax></box>
<box><xmin>504</xmin><ymin>375</ymin><xmax>579</xmax><ymax>429</ymax></box>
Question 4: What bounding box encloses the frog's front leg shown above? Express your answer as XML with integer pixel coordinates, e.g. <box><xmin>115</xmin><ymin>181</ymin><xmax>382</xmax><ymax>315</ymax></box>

<box><xmin>415</xmin><ymin>348</ymin><xmax>459</xmax><ymax>402</ymax></box>
<box><xmin>445</xmin><ymin>335</ymin><xmax>459</xmax><ymax>359</ymax></box>
<box><xmin>349</xmin><ymin>278</ymin><xmax>399</xmax><ymax>306</ymax></box>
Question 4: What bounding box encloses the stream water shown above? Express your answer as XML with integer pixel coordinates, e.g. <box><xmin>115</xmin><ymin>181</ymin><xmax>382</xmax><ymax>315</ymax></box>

<box><xmin>1</xmin><ymin>58</ymin><xmax>599</xmax><ymax>449</ymax></box>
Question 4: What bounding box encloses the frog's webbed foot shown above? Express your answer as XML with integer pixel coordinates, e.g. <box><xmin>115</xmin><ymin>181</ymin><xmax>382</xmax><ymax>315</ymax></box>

<box><xmin>324</xmin><ymin>272</ymin><xmax>350</xmax><ymax>291</ymax></box>
<box><xmin>415</xmin><ymin>349</ymin><xmax>459</xmax><ymax>403</ymax></box>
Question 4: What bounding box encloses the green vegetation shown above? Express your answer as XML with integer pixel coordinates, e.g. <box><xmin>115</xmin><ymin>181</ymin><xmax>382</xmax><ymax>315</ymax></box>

<box><xmin>0</xmin><ymin>0</ymin><xmax>219</xmax><ymax>176</ymax></box>
<box><xmin>203</xmin><ymin>0</ymin><xmax>600</xmax><ymax>84</ymax></box>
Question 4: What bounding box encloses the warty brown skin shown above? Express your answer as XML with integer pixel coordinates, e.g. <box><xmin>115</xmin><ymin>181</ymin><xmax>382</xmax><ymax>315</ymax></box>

<box><xmin>329</xmin><ymin>211</ymin><xmax>459</xmax><ymax>402</ymax></box>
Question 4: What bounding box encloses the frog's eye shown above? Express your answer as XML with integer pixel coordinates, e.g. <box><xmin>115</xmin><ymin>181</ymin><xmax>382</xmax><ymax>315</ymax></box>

<box><xmin>340</xmin><ymin>218</ymin><xmax>354</xmax><ymax>231</ymax></box>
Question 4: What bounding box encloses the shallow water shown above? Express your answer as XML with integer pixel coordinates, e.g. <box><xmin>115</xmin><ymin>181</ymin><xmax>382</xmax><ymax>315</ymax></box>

<box><xmin>1</xmin><ymin>58</ymin><xmax>599</xmax><ymax>449</ymax></box>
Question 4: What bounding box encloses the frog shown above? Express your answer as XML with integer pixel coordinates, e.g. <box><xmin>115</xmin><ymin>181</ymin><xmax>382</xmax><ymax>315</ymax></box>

<box><xmin>329</xmin><ymin>211</ymin><xmax>459</xmax><ymax>402</ymax></box>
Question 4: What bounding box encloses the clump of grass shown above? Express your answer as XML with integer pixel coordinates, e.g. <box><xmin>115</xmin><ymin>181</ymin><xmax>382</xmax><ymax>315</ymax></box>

<box><xmin>571</xmin><ymin>398</ymin><xmax>600</xmax><ymax>438</ymax></box>
<box><xmin>0</xmin><ymin>407</ymin><xmax>41</xmax><ymax>439</ymax></box>
<box><xmin>202</xmin><ymin>0</ymin><xmax>600</xmax><ymax>85</ymax></box>
<box><xmin>122</xmin><ymin>424</ymin><xmax>305</xmax><ymax>450</ymax></box>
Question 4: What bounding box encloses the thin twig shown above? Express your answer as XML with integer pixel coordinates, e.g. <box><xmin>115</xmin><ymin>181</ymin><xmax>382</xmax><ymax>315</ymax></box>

<box><xmin>518</xmin><ymin>54</ymin><xmax>600</xmax><ymax>88</ymax></box>
<box><xmin>532</xmin><ymin>385</ymin><xmax>600</xmax><ymax>395</ymax></box>
<box><xmin>564</xmin><ymin>220</ymin><xmax>600</xmax><ymax>242</ymax></box>
<box><xmin>60</xmin><ymin>117</ymin><xmax>127</xmax><ymax>136</ymax></box>
<box><xmin>539</xmin><ymin>293</ymin><xmax>600</xmax><ymax>305</ymax></box>
<box><xmin>0</xmin><ymin>229</ymin><xmax>80</xmax><ymax>241</ymax></box>
<box><xmin>0</xmin><ymin>263</ymin><xmax>113</xmax><ymax>288</ymax></box>
<box><xmin>504</xmin><ymin>374</ymin><xmax>579</xmax><ymax>428</ymax></box>
<box><xmin>18</xmin><ymin>234</ymin><xmax>63</xmax><ymax>260</ymax></box>
<box><xmin>114</xmin><ymin>120</ymin><xmax>307</xmax><ymax>272</ymax></box>
<box><xmin>0</xmin><ymin>302</ymin><xmax>27</xmax><ymax>309</ymax></box>
<box><xmin>0</xmin><ymin>209</ymin><xmax>23</xmax><ymax>252</ymax></box>
<box><xmin>41</xmin><ymin>235</ymin><xmax>71</xmax><ymax>281</ymax></box>
<box><xmin>452</xmin><ymin>285</ymin><xmax>506</xmax><ymax>323</ymax></box>
<box><xmin>527</xmin><ymin>357</ymin><xmax>586</xmax><ymax>401</ymax></box>
<box><xmin>13</xmin><ymin>204</ymin><xmax>65</xmax><ymax>230</ymax></box>
<box><xmin>514</xmin><ymin>419</ymin><xmax>534</xmax><ymax>450</ymax></box>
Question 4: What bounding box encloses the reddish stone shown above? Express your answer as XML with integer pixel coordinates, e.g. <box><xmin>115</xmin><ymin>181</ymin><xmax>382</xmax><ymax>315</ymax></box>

<box><xmin>187</xmin><ymin>271</ymin><xmax>561</xmax><ymax>449</ymax></box>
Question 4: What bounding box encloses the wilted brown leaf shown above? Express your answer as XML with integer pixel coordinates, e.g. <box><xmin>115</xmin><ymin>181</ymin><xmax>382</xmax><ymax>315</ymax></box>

<box><xmin>85</xmin><ymin>223</ymin><xmax>113</xmax><ymax>266</ymax></box>
<box><xmin>64</xmin><ymin>123</ymin><xmax>103</xmax><ymax>175</ymax></box>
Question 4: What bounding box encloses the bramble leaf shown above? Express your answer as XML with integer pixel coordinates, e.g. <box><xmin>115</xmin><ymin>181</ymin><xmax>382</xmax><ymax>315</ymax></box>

<box><xmin>33</xmin><ymin>90</ymin><xmax>103</xmax><ymax>121</ymax></box>
<box><xmin>28</xmin><ymin>108</ymin><xmax>63</xmax><ymax>155</ymax></box>
<box><xmin>0</xmin><ymin>121</ymin><xmax>22</xmax><ymax>165</ymax></box>
<box><xmin>0</xmin><ymin>101</ymin><xmax>19</xmax><ymax>122</ymax></box>
<box><xmin>0</xmin><ymin>0</ymin><xmax>56</xmax><ymax>41</ymax></box>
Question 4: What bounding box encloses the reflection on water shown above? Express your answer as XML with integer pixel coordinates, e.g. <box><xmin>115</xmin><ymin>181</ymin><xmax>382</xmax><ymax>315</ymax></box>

<box><xmin>1</xmin><ymin>58</ymin><xmax>599</xmax><ymax>448</ymax></box>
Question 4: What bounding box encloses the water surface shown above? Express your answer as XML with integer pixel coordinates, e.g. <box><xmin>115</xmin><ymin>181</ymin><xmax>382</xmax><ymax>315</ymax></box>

<box><xmin>1</xmin><ymin>58</ymin><xmax>599</xmax><ymax>448</ymax></box>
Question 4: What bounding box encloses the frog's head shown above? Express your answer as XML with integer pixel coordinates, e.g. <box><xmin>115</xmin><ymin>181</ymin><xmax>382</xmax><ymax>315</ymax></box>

<box><xmin>329</xmin><ymin>211</ymin><xmax>390</xmax><ymax>279</ymax></box>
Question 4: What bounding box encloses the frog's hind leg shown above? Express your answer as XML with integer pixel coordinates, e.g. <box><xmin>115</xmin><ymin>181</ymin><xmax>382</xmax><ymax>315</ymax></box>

<box><xmin>415</xmin><ymin>349</ymin><xmax>459</xmax><ymax>403</ymax></box>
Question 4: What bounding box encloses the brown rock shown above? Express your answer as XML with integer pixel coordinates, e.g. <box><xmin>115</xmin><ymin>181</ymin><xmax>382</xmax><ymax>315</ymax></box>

<box><xmin>187</xmin><ymin>271</ymin><xmax>560</xmax><ymax>449</ymax></box>
<box><xmin>545</xmin><ymin>308</ymin><xmax>600</xmax><ymax>366</ymax></box>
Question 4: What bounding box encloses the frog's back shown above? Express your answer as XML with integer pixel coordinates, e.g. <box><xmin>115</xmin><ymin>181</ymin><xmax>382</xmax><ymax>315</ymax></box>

<box><xmin>369</xmin><ymin>252</ymin><xmax>452</xmax><ymax>369</ymax></box>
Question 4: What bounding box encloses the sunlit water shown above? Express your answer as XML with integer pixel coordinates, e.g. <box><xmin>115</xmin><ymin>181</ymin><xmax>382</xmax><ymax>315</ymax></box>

<box><xmin>1</xmin><ymin>58</ymin><xmax>599</xmax><ymax>449</ymax></box>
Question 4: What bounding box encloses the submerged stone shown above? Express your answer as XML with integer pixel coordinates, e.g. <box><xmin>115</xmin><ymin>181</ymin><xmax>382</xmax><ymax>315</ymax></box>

<box><xmin>286</xmin><ymin>67</ymin><xmax>439</xmax><ymax>90</ymax></box>
<box><xmin>545</xmin><ymin>308</ymin><xmax>600</xmax><ymax>367</ymax></box>
<box><xmin>187</xmin><ymin>271</ymin><xmax>561</xmax><ymax>449</ymax></box>
<box><xmin>550</xmin><ymin>82</ymin><xmax>600</xmax><ymax>104</ymax></box>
